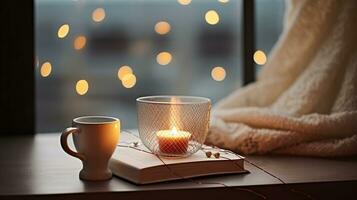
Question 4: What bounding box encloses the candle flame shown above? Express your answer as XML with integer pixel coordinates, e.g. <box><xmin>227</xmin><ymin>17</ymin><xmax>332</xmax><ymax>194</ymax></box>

<box><xmin>171</xmin><ymin>127</ymin><xmax>178</xmax><ymax>135</ymax></box>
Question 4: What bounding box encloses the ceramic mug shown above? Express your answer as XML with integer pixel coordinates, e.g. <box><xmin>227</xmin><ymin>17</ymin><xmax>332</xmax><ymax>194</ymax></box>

<box><xmin>60</xmin><ymin>116</ymin><xmax>120</xmax><ymax>181</ymax></box>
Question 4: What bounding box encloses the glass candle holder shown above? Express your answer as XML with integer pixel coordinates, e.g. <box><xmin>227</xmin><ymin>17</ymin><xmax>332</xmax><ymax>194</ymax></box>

<box><xmin>137</xmin><ymin>96</ymin><xmax>211</xmax><ymax>157</ymax></box>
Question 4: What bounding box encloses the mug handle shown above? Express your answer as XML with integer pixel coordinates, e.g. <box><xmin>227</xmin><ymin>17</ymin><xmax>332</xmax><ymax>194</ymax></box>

<box><xmin>60</xmin><ymin>127</ymin><xmax>85</xmax><ymax>161</ymax></box>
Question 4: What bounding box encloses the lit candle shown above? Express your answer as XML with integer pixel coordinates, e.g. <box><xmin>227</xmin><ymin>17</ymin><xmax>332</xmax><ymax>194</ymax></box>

<box><xmin>156</xmin><ymin>127</ymin><xmax>191</xmax><ymax>154</ymax></box>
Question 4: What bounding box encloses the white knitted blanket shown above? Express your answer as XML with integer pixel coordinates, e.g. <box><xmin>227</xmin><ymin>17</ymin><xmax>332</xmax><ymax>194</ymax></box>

<box><xmin>206</xmin><ymin>0</ymin><xmax>357</xmax><ymax>157</ymax></box>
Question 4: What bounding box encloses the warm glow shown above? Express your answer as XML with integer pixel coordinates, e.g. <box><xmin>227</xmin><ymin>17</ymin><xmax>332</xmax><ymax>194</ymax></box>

<box><xmin>156</xmin><ymin>52</ymin><xmax>172</xmax><ymax>65</ymax></box>
<box><xmin>155</xmin><ymin>21</ymin><xmax>171</xmax><ymax>35</ymax></box>
<box><xmin>156</xmin><ymin>127</ymin><xmax>191</xmax><ymax>154</ymax></box>
<box><xmin>117</xmin><ymin>65</ymin><xmax>133</xmax><ymax>80</ymax></box>
<box><xmin>170</xmin><ymin>96</ymin><xmax>181</xmax><ymax>104</ymax></box>
<box><xmin>92</xmin><ymin>8</ymin><xmax>106</xmax><ymax>23</ymax></box>
<box><xmin>122</xmin><ymin>74</ymin><xmax>136</xmax><ymax>88</ymax></box>
<box><xmin>253</xmin><ymin>50</ymin><xmax>267</xmax><ymax>65</ymax></box>
<box><xmin>40</xmin><ymin>62</ymin><xmax>52</xmax><ymax>77</ymax></box>
<box><xmin>218</xmin><ymin>0</ymin><xmax>229</xmax><ymax>3</ymax></box>
<box><xmin>205</xmin><ymin>10</ymin><xmax>220</xmax><ymax>25</ymax></box>
<box><xmin>169</xmin><ymin>97</ymin><xmax>183</xmax><ymax>129</ymax></box>
<box><xmin>73</xmin><ymin>36</ymin><xmax>87</xmax><ymax>50</ymax></box>
<box><xmin>156</xmin><ymin>127</ymin><xmax>191</xmax><ymax>138</ymax></box>
<box><xmin>177</xmin><ymin>0</ymin><xmax>192</xmax><ymax>6</ymax></box>
<box><xmin>171</xmin><ymin>127</ymin><xmax>178</xmax><ymax>135</ymax></box>
<box><xmin>211</xmin><ymin>66</ymin><xmax>226</xmax><ymax>81</ymax></box>
<box><xmin>76</xmin><ymin>80</ymin><xmax>89</xmax><ymax>95</ymax></box>
<box><xmin>57</xmin><ymin>24</ymin><xmax>70</xmax><ymax>38</ymax></box>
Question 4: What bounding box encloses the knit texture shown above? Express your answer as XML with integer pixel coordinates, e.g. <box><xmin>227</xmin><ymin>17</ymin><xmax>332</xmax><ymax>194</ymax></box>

<box><xmin>206</xmin><ymin>0</ymin><xmax>357</xmax><ymax>157</ymax></box>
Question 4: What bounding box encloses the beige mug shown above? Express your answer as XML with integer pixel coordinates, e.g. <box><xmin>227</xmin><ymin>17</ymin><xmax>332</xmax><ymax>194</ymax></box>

<box><xmin>60</xmin><ymin>116</ymin><xmax>120</xmax><ymax>181</ymax></box>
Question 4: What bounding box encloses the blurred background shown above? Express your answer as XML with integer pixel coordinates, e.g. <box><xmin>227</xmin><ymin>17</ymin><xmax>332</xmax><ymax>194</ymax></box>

<box><xmin>35</xmin><ymin>0</ymin><xmax>284</xmax><ymax>132</ymax></box>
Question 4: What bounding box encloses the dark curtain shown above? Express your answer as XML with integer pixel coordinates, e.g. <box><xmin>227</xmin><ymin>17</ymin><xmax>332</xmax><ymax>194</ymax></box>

<box><xmin>0</xmin><ymin>1</ymin><xmax>34</xmax><ymax>135</ymax></box>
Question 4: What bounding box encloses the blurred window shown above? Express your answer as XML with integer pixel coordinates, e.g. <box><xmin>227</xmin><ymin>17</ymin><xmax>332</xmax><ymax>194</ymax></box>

<box><xmin>35</xmin><ymin>0</ymin><xmax>284</xmax><ymax>132</ymax></box>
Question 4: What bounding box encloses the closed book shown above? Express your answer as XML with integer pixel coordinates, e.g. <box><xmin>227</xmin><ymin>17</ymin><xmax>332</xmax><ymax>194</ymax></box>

<box><xmin>109</xmin><ymin>131</ymin><xmax>247</xmax><ymax>184</ymax></box>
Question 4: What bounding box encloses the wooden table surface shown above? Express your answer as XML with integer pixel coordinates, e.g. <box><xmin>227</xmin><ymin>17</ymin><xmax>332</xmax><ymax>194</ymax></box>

<box><xmin>1</xmin><ymin>131</ymin><xmax>357</xmax><ymax>200</ymax></box>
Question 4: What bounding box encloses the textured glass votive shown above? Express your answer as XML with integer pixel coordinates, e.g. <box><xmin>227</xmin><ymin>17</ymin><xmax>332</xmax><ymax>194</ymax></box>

<box><xmin>137</xmin><ymin>96</ymin><xmax>211</xmax><ymax>157</ymax></box>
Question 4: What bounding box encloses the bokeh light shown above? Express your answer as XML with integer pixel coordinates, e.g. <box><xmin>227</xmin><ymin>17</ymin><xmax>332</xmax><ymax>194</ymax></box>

<box><xmin>73</xmin><ymin>35</ymin><xmax>87</xmax><ymax>50</ymax></box>
<box><xmin>211</xmin><ymin>66</ymin><xmax>226</xmax><ymax>81</ymax></box>
<box><xmin>155</xmin><ymin>21</ymin><xmax>171</xmax><ymax>35</ymax></box>
<box><xmin>57</xmin><ymin>24</ymin><xmax>70</xmax><ymax>38</ymax></box>
<box><xmin>40</xmin><ymin>62</ymin><xmax>52</xmax><ymax>77</ymax></box>
<box><xmin>253</xmin><ymin>50</ymin><xmax>267</xmax><ymax>65</ymax></box>
<box><xmin>118</xmin><ymin>65</ymin><xmax>133</xmax><ymax>80</ymax></box>
<box><xmin>122</xmin><ymin>74</ymin><xmax>137</xmax><ymax>88</ymax></box>
<box><xmin>177</xmin><ymin>0</ymin><xmax>192</xmax><ymax>6</ymax></box>
<box><xmin>156</xmin><ymin>52</ymin><xmax>172</xmax><ymax>65</ymax></box>
<box><xmin>92</xmin><ymin>8</ymin><xmax>106</xmax><ymax>23</ymax></box>
<box><xmin>218</xmin><ymin>0</ymin><xmax>229</xmax><ymax>3</ymax></box>
<box><xmin>205</xmin><ymin>10</ymin><xmax>220</xmax><ymax>25</ymax></box>
<box><xmin>76</xmin><ymin>80</ymin><xmax>89</xmax><ymax>95</ymax></box>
